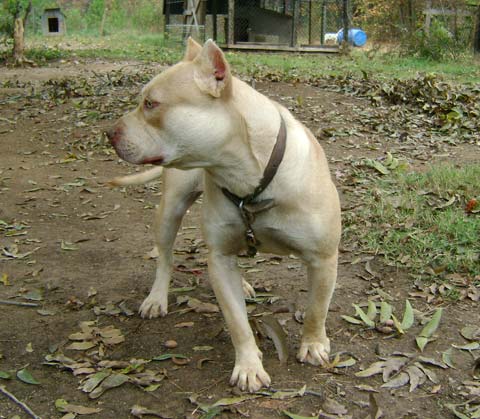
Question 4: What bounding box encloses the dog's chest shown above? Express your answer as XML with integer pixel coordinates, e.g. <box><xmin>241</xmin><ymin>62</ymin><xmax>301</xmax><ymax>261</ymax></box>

<box><xmin>210</xmin><ymin>211</ymin><xmax>313</xmax><ymax>257</ymax></box>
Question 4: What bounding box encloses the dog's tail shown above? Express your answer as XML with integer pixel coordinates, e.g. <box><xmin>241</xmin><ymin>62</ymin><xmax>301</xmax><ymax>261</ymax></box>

<box><xmin>108</xmin><ymin>166</ymin><xmax>164</xmax><ymax>187</ymax></box>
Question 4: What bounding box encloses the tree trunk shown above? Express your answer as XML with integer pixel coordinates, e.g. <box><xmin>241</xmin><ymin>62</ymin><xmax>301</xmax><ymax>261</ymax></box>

<box><xmin>100</xmin><ymin>0</ymin><xmax>113</xmax><ymax>36</ymax></box>
<box><xmin>13</xmin><ymin>17</ymin><xmax>26</xmax><ymax>65</ymax></box>
<box><xmin>474</xmin><ymin>6</ymin><xmax>480</xmax><ymax>54</ymax></box>
<box><xmin>12</xmin><ymin>1</ymin><xmax>32</xmax><ymax>66</ymax></box>
<box><xmin>341</xmin><ymin>0</ymin><xmax>350</xmax><ymax>53</ymax></box>
<box><xmin>406</xmin><ymin>0</ymin><xmax>415</xmax><ymax>33</ymax></box>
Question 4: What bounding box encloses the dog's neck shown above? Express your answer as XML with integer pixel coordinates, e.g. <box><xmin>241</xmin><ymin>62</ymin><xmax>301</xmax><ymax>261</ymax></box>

<box><xmin>205</xmin><ymin>136</ymin><xmax>262</xmax><ymax>196</ymax></box>
<box><xmin>205</xmin><ymin>78</ymin><xmax>283</xmax><ymax>198</ymax></box>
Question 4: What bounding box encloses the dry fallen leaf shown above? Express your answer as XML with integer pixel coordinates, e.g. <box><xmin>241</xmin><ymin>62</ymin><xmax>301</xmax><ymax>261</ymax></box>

<box><xmin>131</xmin><ymin>404</ymin><xmax>171</xmax><ymax>418</ymax></box>
<box><xmin>0</xmin><ymin>273</ymin><xmax>10</xmax><ymax>286</ymax></box>
<box><xmin>322</xmin><ymin>397</ymin><xmax>348</xmax><ymax>415</ymax></box>
<box><xmin>381</xmin><ymin>372</ymin><xmax>410</xmax><ymax>389</ymax></box>
<box><xmin>269</xmin><ymin>385</ymin><xmax>306</xmax><ymax>400</ymax></box>
<box><xmin>461</xmin><ymin>326</ymin><xmax>480</xmax><ymax>341</ymax></box>
<box><xmin>355</xmin><ymin>361</ymin><xmax>385</xmax><ymax>378</ymax></box>
<box><xmin>186</xmin><ymin>297</ymin><xmax>219</xmax><ymax>313</ymax></box>
<box><xmin>355</xmin><ymin>384</ymin><xmax>378</xmax><ymax>393</ymax></box>
<box><xmin>174</xmin><ymin>321</ymin><xmax>194</xmax><ymax>328</ymax></box>
<box><xmin>416</xmin><ymin>308</ymin><xmax>442</xmax><ymax>352</ymax></box>
<box><xmin>406</xmin><ymin>365</ymin><xmax>426</xmax><ymax>392</ymax></box>
<box><xmin>66</xmin><ymin>341</ymin><xmax>97</xmax><ymax>351</ymax></box>
<box><xmin>283</xmin><ymin>412</ymin><xmax>315</xmax><ymax>419</ymax></box>
<box><xmin>382</xmin><ymin>357</ymin><xmax>409</xmax><ymax>382</ymax></box>
<box><xmin>55</xmin><ymin>399</ymin><xmax>102</xmax><ymax>415</ymax></box>
<box><xmin>368</xmin><ymin>393</ymin><xmax>384</xmax><ymax>419</ymax></box>
<box><xmin>261</xmin><ymin>315</ymin><xmax>288</xmax><ymax>364</ymax></box>
<box><xmin>89</xmin><ymin>373</ymin><xmax>130</xmax><ymax>399</ymax></box>
<box><xmin>196</xmin><ymin>358</ymin><xmax>213</xmax><ymax>369</ymax></box>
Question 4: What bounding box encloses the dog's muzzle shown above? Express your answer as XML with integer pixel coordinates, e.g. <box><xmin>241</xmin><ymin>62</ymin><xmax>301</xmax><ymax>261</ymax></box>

<box><xmin>106</xmin><ymin>124</ymin><xmax>164</xmax><ymax>166</ymax></box>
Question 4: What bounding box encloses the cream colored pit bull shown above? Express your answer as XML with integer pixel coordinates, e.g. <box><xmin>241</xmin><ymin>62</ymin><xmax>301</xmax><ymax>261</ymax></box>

<box><xmin>107</xmin><ymin>38</ymin><xmax>341</xmax><ymax>392</ymax></box>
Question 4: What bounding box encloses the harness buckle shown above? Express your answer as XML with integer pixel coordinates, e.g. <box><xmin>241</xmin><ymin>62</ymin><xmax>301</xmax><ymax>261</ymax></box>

<box><xmin>246</xmin><ymin>228</ymin><xmax>258</xmax><ymax>257</ymax></box>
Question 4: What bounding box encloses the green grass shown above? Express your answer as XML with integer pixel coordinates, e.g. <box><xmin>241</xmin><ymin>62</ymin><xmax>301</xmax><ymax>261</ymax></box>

<box><xmin>355</xmin><ymin>164</ymin><xmax>480</xmax><ymax>278</ymax></box>
<box><xmin>228</xmin><ymin>50</ymin><xmax>480</xmax><ymax>84</ymax></box>
<box><xmin>24</xmin><ymin>32</ymin><xmax>182</xmax><ymax>63</ymax></box>
<box><xmin>23</xmin><ymin>32</ymin><xmax>480</xmax><ymax>84</ymax></box>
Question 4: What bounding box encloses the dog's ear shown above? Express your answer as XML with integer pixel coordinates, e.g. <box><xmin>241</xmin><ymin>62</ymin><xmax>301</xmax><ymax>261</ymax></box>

<box><xmin>183</xmin><ymin>37</ymin><xmax>202</xmax><ymax>61</ymax></box>
<box><xmin>193</xmin><ymin>39</ymin><xmax>231</xmax><ymax>98</ymax></box>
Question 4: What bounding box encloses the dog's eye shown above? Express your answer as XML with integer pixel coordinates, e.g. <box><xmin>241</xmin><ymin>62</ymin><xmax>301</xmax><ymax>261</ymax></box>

<box><xmin>144</xmin><ymin>99</ymin><xmax>159</xmax><ymax>110</ymax></box>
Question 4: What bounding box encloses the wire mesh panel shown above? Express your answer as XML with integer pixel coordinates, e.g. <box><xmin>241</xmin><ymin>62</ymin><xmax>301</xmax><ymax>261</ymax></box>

<box><xmin>234</xmin><ymin>0</ymin><xmax>293</xmax><ymax>45</ymax></box>
<box><xmin>164</xmin><ymin>0</ymin><xmax>228</xmax><ymax>44</ymax></box>
<box><xmin>162</xmin><ymin>0</ymin><xmax>345</xmax><ymax>49</ymax></box>
<box><xmin>164</xmin><ymin>0</ymin><xmax>207</xmax><ymax>44</ymax></box>
<box><xmin>231</xmin><ymin>0</ymin><xmax>344</xmax><ymax>47</ymax></box>
<box><xmin>306</xmin><ymin>0</ymin><xmax>345</xmax><ymax>45</ymax></box>
<box><xmin>165</xmin><ymin>23</ymin><xmax>206</xmax><ymax>43</ymax></box>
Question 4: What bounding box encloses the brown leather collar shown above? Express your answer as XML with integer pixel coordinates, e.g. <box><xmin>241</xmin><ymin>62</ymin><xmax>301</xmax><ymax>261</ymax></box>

<box><xmin>221</xmin><ymin>115</ymin><xmax>287</xmax><ymax>256</ymax></box>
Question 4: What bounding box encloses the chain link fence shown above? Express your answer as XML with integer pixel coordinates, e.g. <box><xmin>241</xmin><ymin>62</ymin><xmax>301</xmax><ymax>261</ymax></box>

<box><xmin>233</xmin><ymin>0</ymin><xmax>345</xmax><ymax>47</ymax></box>
<box><xmin>163</xmin><ymin>0</ymin><xmax>346</xmax><ymax>48</ymax></box>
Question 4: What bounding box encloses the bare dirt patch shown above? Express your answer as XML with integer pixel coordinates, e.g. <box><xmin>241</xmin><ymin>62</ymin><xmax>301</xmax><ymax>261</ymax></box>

<box><xmin>0</xmin><ymin>60</ymin><xmax>479</xmax><ymax>419</ymax></box>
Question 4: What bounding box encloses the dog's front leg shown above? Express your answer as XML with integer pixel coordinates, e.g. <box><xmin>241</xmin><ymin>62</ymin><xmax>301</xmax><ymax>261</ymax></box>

<box><xmin>139</xmin><ymin>169</ymin><xmax>202</xmax><ymax>318</ymax></box>
<box><xmin>139</xmin><ymin>193</ymin><xmax>198</xmax><ymax>318</ymax></box>
<box><xmin>297</xmin><ymin>251</ymin><xmax>338</xmax><ymax>366</ymax></box>
<box><xmin>208</xmin><ymin>250</ymin><xmax>271</xmax><ymax>392</ymax></box>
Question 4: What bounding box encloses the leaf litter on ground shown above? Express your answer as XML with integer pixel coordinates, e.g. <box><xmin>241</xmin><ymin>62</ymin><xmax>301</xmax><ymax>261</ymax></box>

<box><xmin>188</xmin><ymin>384</ymin><xmax>321</xmax><ymax>418</ymax></box>
<box><xmin>355</xmin><ymin>351</ymin><xmax>448</xmax><ymax>392</ymax></box>
<box><xmin>44</xmin><ymin>322</ymin><xmax>170</xmax><ymax>399</ymax></box>
<box><xmin>342</xmin><ymin>299</ymin><xmax>415</xmax><ymax>336</ymax></box>
<box><xmin>66</xmin><ymin>321</ymin><xmax>125</xmax><ymax>351</ymax></box>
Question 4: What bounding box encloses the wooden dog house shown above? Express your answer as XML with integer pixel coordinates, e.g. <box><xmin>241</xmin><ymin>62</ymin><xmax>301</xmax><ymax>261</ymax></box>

<box><xmin>42</xmin><ymin>8</ymin><xmax>66</xmax><ymax>36</ymax></box>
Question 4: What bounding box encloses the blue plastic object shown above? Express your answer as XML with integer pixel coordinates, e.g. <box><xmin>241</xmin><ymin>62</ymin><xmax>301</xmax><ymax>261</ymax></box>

<box><xmin>337</xmin><ymin>28</ymin><xmax>367</xmax><ymax>47</ymax></box>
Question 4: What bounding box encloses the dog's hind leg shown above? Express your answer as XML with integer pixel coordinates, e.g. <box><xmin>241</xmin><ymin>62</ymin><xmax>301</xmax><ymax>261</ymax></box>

<box><xmin>297</xmin><ymin>251</ymin><xmax>338</xmax><ymax>366</ymax></box>
<box><xmin>139</xmin><ymin>168</ymin><xmax>203</xmax><ymax>318</ymax></box>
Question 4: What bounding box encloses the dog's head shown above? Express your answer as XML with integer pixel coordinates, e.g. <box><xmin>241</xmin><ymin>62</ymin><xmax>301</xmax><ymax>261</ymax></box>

<box><xmin>106</xmin><ymin>38</ymin><xmax>235</xmax><ymax>169</ymax></box>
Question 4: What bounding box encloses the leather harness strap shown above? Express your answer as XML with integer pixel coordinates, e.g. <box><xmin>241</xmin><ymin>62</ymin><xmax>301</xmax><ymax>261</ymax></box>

<box><xmin>221</xmin><ymin>115</ymin><xmax>287</xmax><ymax>256</ymax></box>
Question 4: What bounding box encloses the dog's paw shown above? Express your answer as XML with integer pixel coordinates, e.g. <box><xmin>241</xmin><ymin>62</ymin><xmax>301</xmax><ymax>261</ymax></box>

<box><xmin>230</xmin><ymin>354</ymin><xmax>271</xmax><ymax>392</ymax></box>
<box><xmin>241</xmin><ymin>278</ymin><xmax>256</xmax><ymax>299</ymax></box>
<box><xmin>296</xmin><ymin>339</ymin><xmax>330</xmax><ymax>366</ymax></box>
<box><xmin>139</xmin><ymin>295</ymin><xmax>168</xmax><ymax>319</ymax></box>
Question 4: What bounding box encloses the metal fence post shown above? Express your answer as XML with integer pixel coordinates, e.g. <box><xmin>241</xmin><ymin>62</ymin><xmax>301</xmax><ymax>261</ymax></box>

<box><xmin>227</xmin><ymin>0</ymin><xmax>234</xmax><ymax>45</ymax></box>
<box><xmin>320</xmin><ymin>0</ymin><xmax>326</xmax><ymax>44</ymax></box>
<box><xmin>343</xmin><ymin>0</ymin><xmax>349</xmax><ymax>44</ymax></box>
<box><xmin>212</xmin><ymin>0</ymin><xmax>217</xmax><ymax>41</ymax></box>
<box><xmin>291</xmin><ymin>0</ymin><xmax>300</xmax><ymax>47</ymax></box>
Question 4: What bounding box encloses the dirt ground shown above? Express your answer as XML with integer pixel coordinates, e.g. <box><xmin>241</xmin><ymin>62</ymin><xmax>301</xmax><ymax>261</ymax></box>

<box><xmin>0</xmin><ymin>59</ymin><xmax>479</xmax><ymax>419</ymax></box>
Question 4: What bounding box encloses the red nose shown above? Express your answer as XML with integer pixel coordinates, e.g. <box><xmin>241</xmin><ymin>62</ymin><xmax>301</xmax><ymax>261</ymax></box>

<box><xmin>106</xmin><ymin>126</ymin><xmax>123</xmax><ymax>146</ymax></box>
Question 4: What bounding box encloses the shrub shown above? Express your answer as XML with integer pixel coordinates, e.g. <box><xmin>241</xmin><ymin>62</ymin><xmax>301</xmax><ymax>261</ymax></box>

<box><xmin>130</xmin><ymin>0</ymin><xmax>163</xmax><ymax>32</ymax></box>
<box><xmin>84</xmin><ymin>0</ymin><xmax>104</xmax><ymax>33</ymax></box>
<box><xmin>402</xmin><ymin>20</ymin><xmax>469</xmax><ymax>61</ymax></box>
<box><xmin>64</xmin><ymin>7</ymin><xmax>87</xmax><ymax>33</ymax></box>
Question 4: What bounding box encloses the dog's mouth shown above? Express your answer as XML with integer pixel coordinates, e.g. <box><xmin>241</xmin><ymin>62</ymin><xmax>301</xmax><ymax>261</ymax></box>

<box><xmin>142</xmin><ymin>156</ymin><xmax>164</xmax><ymax>165</ymax></box>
